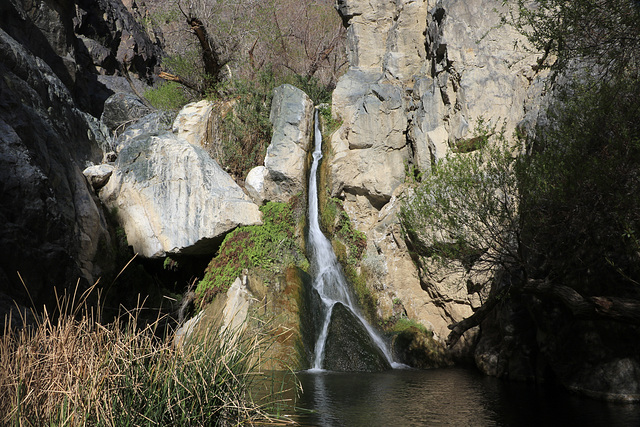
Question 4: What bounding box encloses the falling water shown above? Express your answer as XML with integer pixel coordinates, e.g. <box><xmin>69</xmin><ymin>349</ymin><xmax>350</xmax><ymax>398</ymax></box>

<box><xmin>307</xmin><ymin>109</ymin><xmax>395</xmax><ymax>370</ymax></box>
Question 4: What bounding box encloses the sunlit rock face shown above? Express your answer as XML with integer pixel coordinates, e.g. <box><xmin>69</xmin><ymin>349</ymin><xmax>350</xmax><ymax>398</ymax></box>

<box><xmin>100</xmin><ymin>129</ymin><xmax>262</xmax><ymax>258</ymax></box>
<box><xmin>245</xmin><ymin>84</ymin><xmax>314</xmax><ymax>205</ymax></box>
<box><xmin>328</xmin><ymin>0</ymin><xmax>545</xmax><ymax>353</ymax></box>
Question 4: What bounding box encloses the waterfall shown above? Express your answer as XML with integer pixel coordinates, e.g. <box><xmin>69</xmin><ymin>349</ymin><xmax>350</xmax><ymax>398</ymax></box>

<box><xmin>307</xmin><ymin>109</ymin><xmax>395</xmax><ymax>370</ymax></box>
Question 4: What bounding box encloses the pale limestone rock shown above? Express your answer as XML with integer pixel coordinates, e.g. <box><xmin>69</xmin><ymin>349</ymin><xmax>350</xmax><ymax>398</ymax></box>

<box><xmin>330</xmin><ymin>0</ymin><xmax>545</xmax><ymax>354</ymax></box>
<box><xmin>245</xmin><ymin>166</ymin><xmax>267</xmax><ymax>204</ymax></box>
<box><xmin>221</xmin><ymin>276</ymin><xmax>252</xmax><ymax>338</ymax></box>
<box><xmin>100</xmin><ymin>131</ymin><xmax>262</xmax><ymax>257</ymax></box>
<box><xmin>172</xmin><ymin>100</ymin><xmax>213</xmax><ymax>148</ymax></box>
<box><xmin>262</xmin><ymin>84</ymin><xmax>314</xmax><ymax>203</ymax></box>
<box><xmin>330</xmin><ymin>77</ymin><xmax>410</xmax><ymax>207</ymax></box>
<box><xmin>83</xmin><ymin>163</ymin><xmax>114</xmax><ymax>189</ymax></box>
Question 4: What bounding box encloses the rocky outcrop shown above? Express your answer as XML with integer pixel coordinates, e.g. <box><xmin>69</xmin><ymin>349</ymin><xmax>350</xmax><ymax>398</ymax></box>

<box><xmin>100</xmin><ymin>126</ymin><xmax>262</xmax><ymax>258</ymax></box>
<box><xmin>172</xmin><ymin>100</ymin><xmax>214</xmax><ymax>148</ymax></box>
<box><xmin>0</xmin><ymin>0</ymin><xmax>162</xmax><ymax>318</ymax></box>
<box><xmin>323</xmin><ymin>302</ymin><xmax>391</xmax><ymax>372</ymax></box>
<box><xmin>0</xmin><ymin>26</ymin><xmax>110</xmax><ymax>311</ymax></box>
<box><xmin>245</xmin><ymin>85</ymin><xmax>314</xmax><ymax>204</ymax></box>
<box><xmin>328</xmin><ymin>0</ymin><xmax>545</xmax><ymax>351</ymax></box>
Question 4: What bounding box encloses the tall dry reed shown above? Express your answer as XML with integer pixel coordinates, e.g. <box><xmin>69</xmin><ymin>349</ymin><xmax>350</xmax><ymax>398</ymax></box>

<box><xmin>0</xmin><ymin>283</ymin><xmax>290</xmax><ymax>426</ymax></box>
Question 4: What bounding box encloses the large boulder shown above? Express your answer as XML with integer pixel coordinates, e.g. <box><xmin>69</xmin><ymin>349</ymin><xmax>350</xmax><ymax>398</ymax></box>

<box><xmin>100</xmin><ymin>130</ymin><xmax>262</xmax><ymax>258</ymax></box>
<box><xmin>246</xmin><ymin>84</ymin><xmax>314</xmax><ymax>204</ymax></box>
<box><xmin>323</xmin><ymin>302</ymin><xmax>391</xmax><ymax>372</ymax></box>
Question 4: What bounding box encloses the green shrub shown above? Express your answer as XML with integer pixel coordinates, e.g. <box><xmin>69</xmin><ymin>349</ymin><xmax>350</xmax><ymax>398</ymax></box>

<box><xmin>144</xmin><ymin>81</ymin><xmax>190</xmax><ymax>111</ymax></box>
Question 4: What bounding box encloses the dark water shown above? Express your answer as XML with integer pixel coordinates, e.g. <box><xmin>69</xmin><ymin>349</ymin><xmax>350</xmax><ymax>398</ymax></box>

<box><xmin>267</xmin><ymin>367</ymin><xmax>640</xmax><ymax>426</ymax></box>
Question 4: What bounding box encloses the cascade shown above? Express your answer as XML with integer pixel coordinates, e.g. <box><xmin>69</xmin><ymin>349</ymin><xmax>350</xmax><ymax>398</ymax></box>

<box><xmin>307</xmin><ymin>109</ymin><xmax>396</xmax><ymax>370</ymax></box>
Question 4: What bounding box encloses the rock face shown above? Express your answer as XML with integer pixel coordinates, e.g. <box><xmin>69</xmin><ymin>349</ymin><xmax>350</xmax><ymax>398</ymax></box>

<box><xmin>246</xmin><ymin>84</ymin><xmax>314</xmax><ymax>204</ymax></box>
<box><xmin>329</xmin><ymin>0</ymin><xmax>640</xmax><ymax>400</ymax></box>
<box><xmin>0</xmin><ymin>0</ymin><xmax>161</xmax><ymax>316</ymax></box>
<box><xmin>328</xmin><ymin>0</ymin><xmax>545</xmax><ymax>350</ymax></box>
<box><xmin>100</xmin><ymin>127</ymin><xmax>262</xmax><ymax>258</ymax></box>
<box><xmin>0</xmin><ymin>25</ymin><xmax>110</xmax><ymax>311</ymax></box>
<box><xmin>323</xmin><ymin>302</ymin><xmax>391</xmax><ymax>372</ymax></box>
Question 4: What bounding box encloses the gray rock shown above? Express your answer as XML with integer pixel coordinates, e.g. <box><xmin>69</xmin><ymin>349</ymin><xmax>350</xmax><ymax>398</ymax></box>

<box><xmin>83</xmin><ymin>164</ymin><xmax>115</xmax><ymax>190</ymax></box>
<box><xmin>101</xmin><ymin>92</ymin><xmax>154</xmax><ymax>133</ymax></box>
<box><xmin>100</xmin><ymin>131</ymin><xmax>262</xmax><ymax>258</ymax></box>
<box><xmin>262</xmin><ymin>84</ymin><xmax>314</xmax><ymax>203</ymax></box>
<box><xmin>323</xmin><ymin>302</ymin><xmax>391</xmax><ymax>372</ymax></box>
<box><xmin>0</xmin><ymin>27</ymin><xmax>111</xmax><ymax>308</ymax></box>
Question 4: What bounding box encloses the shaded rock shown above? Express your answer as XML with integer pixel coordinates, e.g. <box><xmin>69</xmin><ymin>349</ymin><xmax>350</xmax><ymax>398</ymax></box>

<box><xmin>323</xmin><ymin>302</ymin><xmax>391</xmax><ymax>372</ymax></box>
<box><xmin>172</xmin><ymin>100</ymin><xmax>214</xmax><ymax>148</ymax></box>
<box><xmin>0</xmin><ymin>27</ymin><xmax>111</xmax><ymax>310</ymax></box>
<box><xmin>392</xmin><ymin>326</ymin><xmax>452</xmax><ymax>369</ymax></box>
<box><xmin>115</xmin><ymin>110</ymin><xmax>174</xmax><ymax>153</ymax></box>
<box><xmin>101</xmin><ymin>92</ymin><xmax>154</xmax><ymax>133</ymax></box>
<box><xmin>262</xmin><ymin>84</ymin><xmax>314</xmax><ymax>203</ymax></box>
<box><xmin>83</xmin><ymin>164</ymin><xmax>115</xmax><ymax>189</ymax></box>
<box><xmin>100</xmin><ymin>131</ymin><xmax>262</xmax><ymax>258</ymax></box>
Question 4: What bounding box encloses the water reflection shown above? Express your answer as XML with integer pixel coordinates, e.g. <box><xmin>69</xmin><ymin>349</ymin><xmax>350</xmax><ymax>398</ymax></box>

<box><xmin>279</xmin><ymin>368</ymin><xmax>640</xmax><ymax>426</ymax></box>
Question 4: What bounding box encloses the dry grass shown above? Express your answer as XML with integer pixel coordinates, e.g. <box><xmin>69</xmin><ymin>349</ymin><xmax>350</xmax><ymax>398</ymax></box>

<box><xmin>0</xmin><ymin>283</ymin><xmax>294</xmax><ymax>426</ymax></box>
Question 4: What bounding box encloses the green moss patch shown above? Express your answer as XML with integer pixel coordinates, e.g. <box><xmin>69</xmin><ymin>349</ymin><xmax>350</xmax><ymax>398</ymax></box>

<box><xmin>196</xmin><ymin>201</ymin><xmax>306</xmax><ymax>306</ymax></box>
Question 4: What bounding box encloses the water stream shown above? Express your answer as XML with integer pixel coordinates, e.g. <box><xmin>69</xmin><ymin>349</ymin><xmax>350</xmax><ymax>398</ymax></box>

<box><xmin>307</xmin><ymin>109</ymin><xmax>395</xmax><ymax>370</ymax></box>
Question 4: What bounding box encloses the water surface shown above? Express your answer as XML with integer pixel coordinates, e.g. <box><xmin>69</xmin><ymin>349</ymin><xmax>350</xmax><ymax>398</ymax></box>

<box><xmin>277</xmin><ymin>368</ymin><xmax>640</xmax><ymax>426</ymax></box>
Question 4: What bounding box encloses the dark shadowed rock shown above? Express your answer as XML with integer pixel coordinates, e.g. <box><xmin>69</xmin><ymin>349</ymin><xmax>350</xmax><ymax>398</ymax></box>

<box><xmin>0</xmin><ymin>27</ymin><xmax>111</xmax><ymax>312</ymax></box>
<box><xmin>101</xmin><ymin>92</ymin><xmax>154</xmax><ymax>133</ymax></box>
<box><xmin>323</xmin><ymin>302</ymin><xmax>391</xmax><ymax>372</ymax></box>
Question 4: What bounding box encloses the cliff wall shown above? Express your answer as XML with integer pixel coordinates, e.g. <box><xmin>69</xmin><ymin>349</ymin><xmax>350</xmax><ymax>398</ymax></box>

<box><xmin>327</xmin><ymin>0</ymin><xmax>546</xmax><ymax>350</ymax></box>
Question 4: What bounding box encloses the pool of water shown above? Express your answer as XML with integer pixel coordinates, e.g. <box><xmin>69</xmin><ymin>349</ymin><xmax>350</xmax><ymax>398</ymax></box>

<box><xmin>266</xmin><ymin>367</ymin><xmax>640</xmax><ymax>426</ymax></box>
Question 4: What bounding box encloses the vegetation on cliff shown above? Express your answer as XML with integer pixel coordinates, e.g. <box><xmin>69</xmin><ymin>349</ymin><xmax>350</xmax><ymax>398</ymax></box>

<box><xmin>401</xmin><ymin>0</ymin><xmax>640</xmax><ymax>348</ymax></box>
<box><xmin>196</xmin><ymin>200</ymin><xmax>308</xmax><ymax>306</ymax></box>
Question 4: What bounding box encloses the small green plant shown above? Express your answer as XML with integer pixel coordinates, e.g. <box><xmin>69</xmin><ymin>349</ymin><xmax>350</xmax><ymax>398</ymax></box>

<box><xmin>144</xmin><ymin>81</ymin><xmax>190</xmax><ymax>111</ymax></box>
<box><xmin>196</xmin><ymin>202</ymin><xmax>305</xmax><ymax>305</ymax></box>
<box><xmin>390</xmin><ymin>317</ymin><xmax>431</xmax><ymax>336</ymax></box>
<box><xmin>163</xmin><ymin>256</ymin><xmax>179</xmax><ymax>271</ymax></box>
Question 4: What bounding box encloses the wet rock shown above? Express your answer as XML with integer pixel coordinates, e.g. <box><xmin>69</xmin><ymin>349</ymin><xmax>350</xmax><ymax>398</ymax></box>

<box><xmin>323</xmin><ymin>302</ymin><xmax>391</xmax><ymax>372</ymax></box>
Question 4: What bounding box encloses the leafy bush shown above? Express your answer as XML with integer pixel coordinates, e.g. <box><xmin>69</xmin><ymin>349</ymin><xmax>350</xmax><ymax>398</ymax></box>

<box><xmin>196</xmin><ymin>202</ymin><xmax>305</xmax><ymax>304</ymax></box>
<box><xmin>144</xmin><ymin>81</ymin><xmax>190</xmax><ymax>111</ymax></box>
<box><xmin>399</xmin><ymin>120</ymin><xmax>521</xmax><ymax>273</ymax></box>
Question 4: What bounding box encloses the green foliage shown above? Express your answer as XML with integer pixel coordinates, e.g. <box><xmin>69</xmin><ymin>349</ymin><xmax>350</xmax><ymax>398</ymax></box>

<box><xmin>505</xmin><ymin>0</ymin><xmax>640</xmax><ymax>78</ymax></box>
<box><xmin>518</xmin><ymin>76</ymin><xmax>640</xmax><ymax>293</ymax></box>
<box><xmin>390</xmin><ymin>317</ymin><xmax>431</xmax><ymax>337</ymax></box>
<box><xmin>144</xmin><ymin>81</ymin><xmax>190</xmax><ymax>111</ymax></box>
<box><xmin>336</xmin><ymin>211</ymin><xmax>367</xmax><ymax>266</ymax></box>
<box><xmin>210</xmin><ymin>70</ymin><xmax>276</xmax><ymax>178</ymax></box>
<box><xmin>400</xmin><ymin>120</ymin><xmax>521</xmax><ymax>273</ymax></box>
<box><xmin>452</xmin><ymin>117</ymin><xmax>493</xmax><ymax>153</ymax></box>
<box><xmin>196</xmin><ymin>202</ymin><xmax>305</xmax><ymax>304</ymax></box>
<box><xmin>318</xmin><ymin>103</ymin><xmax>342</xmax><ymax>138</ymax></box>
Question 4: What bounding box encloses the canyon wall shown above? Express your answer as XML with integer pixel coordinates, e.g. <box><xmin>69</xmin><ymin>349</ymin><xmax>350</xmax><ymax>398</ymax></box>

<box><xmin>327</xmin><ymin>0</ymin><xmax>546</xmax><ymax>350</ymax></box>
